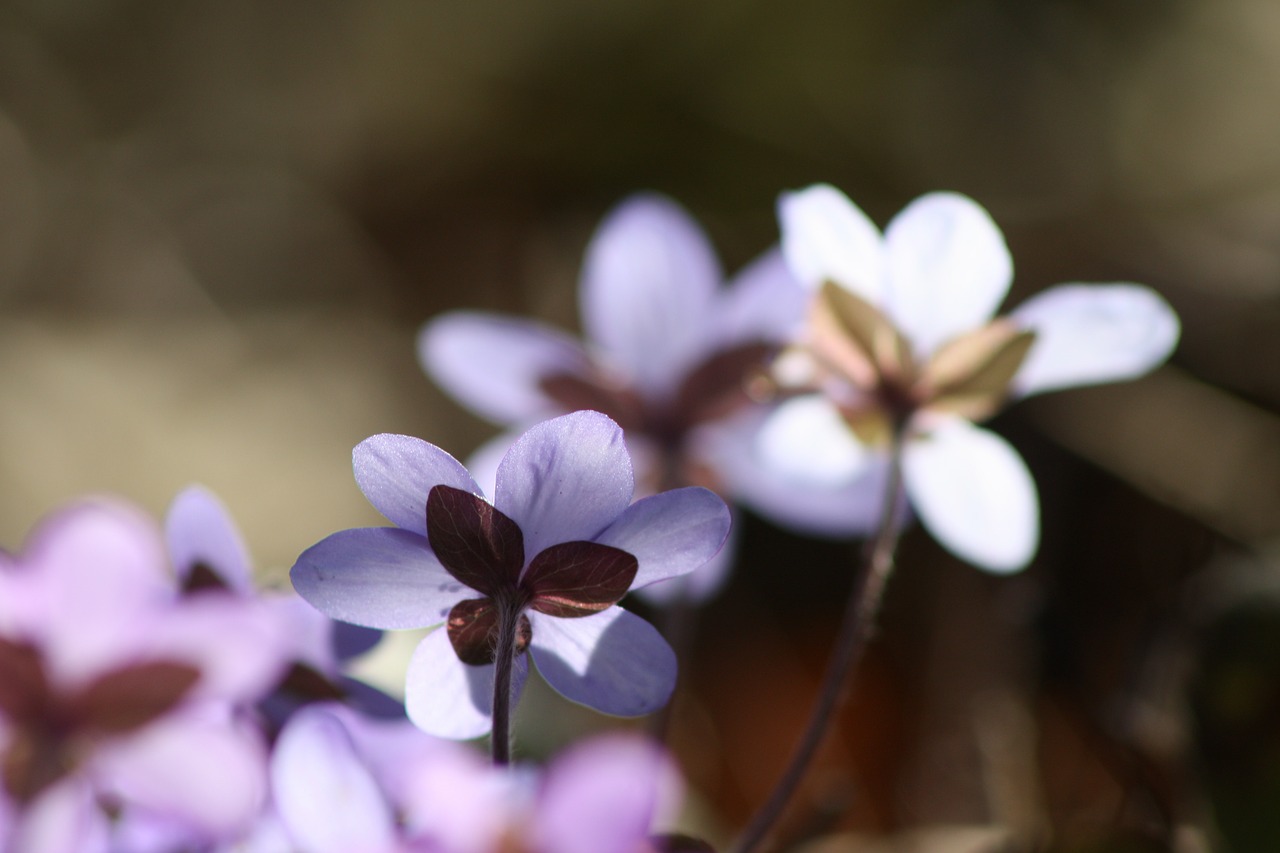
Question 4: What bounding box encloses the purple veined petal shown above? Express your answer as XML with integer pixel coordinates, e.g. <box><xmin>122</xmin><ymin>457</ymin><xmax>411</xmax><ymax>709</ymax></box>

<box><xmin>14</xmin><ymin>777</ymin><xmax>109</xmax><ymax>853</ymax></box>
<box><xmin>268</xmin><ymin>706</ymin><xmax>398</xmax><ymax>853</ymax></box>
<box><xmin>903</xmin><ymin>417</ymin><xmax>1039</xmax><ymax>574</ymax></box>
<box><xmin>755</xmin><ymin>395</ymin><xmax>871</xmax><ymax>490</ymax></box>
<box><xmin>164</xmin><ymin>485</ymin><xmax>253</xmax><ymax>593</ymax></box>
<box><xmin>580</xmin><ymin>194</ymin><xmax>722</xmax><ymax>398</ymax></box>
<box><xmin>882</xmin><ymin>192</ymin><xmax>1014</xmax><ymax>357</ymax></box>
<box><xmin>494</xmin><ymin>412</ymin><xmax>634</xmax><ymax>560</ymax></box>
<box><xmin>291</xmin><ymin>527</ymin><xmax>464</xmax><ymax>630</ymax></box>
<box><xmin>1009</xmin><ymin>283</ymin><xmax>1180</xmax><ymax>398</ymax></box>
<box><xmin>594</xmin><ymin>487</ymin><xmax>730</xmax><ymax>590</ymax></box>
<box><xmin>528</xmin><ymin>607</ymin><xmax>675</xmax><ymax>717</ymax></box>
<box><xmin>94</xmin><ymin>709</ymin><xmax>268</xmax><ymax>839</ymax></box>
<box><xmin>632</xmin><ymin>510</ymin><xmax>738</xmax><ymax>606</ymax></box>
<box><xmin>712</xmin><ymin>247</ymin><xmax>810</xmax><ymax>348</ymax></box>
<box><xmin>353</xmin><ymin>434</ymin><xmax>483</xmax><ymax>536</ymax></box>
<box><xmin>532</xmin><ymin>734</ymin><xmax>683</xmax><ymax>853</ymax></box>
<box><xmin>696</xmin><ymin>412</ymin><xmax>890</xmax><ymax>537</ymax></box>
<box><xmin>419</xmin><ymin>312</ymin><xmax>594</xmax><ymax>426</ymax></box>
<box><xmin>465</xmin><ymin>429</ymin><xmax>519</xmax><ymax>499</ymax></box>
<box><xmin>404</xmin><ymin>627</ymin><xmax>528</xmax><ymax>740</ymax></box>
<box><xmin>778</xmin><ymin>184</ymin><xmax>885</xmax><ymax>303</ymax></box>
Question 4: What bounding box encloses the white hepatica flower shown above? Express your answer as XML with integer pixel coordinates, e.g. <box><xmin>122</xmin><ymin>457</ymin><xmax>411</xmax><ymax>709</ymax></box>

<box><xmin>760</xmin><ymin>184</ymin><xmax>1180</xmax><ymax>573</ymax></box>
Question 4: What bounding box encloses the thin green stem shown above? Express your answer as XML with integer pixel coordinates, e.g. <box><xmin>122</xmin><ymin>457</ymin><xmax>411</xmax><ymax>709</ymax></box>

<box><xmin>490</xmin><ymin>602</ymin><xmax>521</xmax><ymax>766</ymax></box>
<box><xmin>732</xmin><ymin>434</ymin><xmax>907</xmax><ymax>853</ymax></box>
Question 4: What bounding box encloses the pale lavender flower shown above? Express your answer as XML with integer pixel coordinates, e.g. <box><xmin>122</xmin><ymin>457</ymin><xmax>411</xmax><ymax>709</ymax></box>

<box><xmin>760</xmin><ymin>184</ymin><xmax>1181</xmax><ymax>572</ymax></box>
<box><xmin>0</xmin><ymin>499</ymin><xmax>284</xmax><ymax>851</ymax></box>
<box><xmin>290</xmin><ymin>410</ymin><xmax>730</xmax><ymax>739</ymax></box>
<box><xmin>257</xmin><ymin>703</ymin><xmax>698</xmax><ymax>853</ymax></box>
<box><xmin>421</xmin><ymin>194</ymin><xmax>868</xmax><ymax>601</ymax></box>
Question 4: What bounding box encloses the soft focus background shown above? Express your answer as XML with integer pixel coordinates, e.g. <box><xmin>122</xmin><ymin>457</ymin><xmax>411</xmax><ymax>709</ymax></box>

<box><xmin>2</xmin><ymin>2</ymin><xmax>1278</xmax><ymax>851</ymax></box>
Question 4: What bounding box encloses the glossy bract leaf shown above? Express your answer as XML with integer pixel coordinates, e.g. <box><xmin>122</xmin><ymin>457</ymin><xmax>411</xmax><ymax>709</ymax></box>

<box><xmin>427</xmin><ymin>485</ymin><xmax>524</xmax><ymax>597</ymax></box>
<box><xmin>524</xmin><ymin>541</ymin><xmax>638</xmax><ymax>619</ymax></box>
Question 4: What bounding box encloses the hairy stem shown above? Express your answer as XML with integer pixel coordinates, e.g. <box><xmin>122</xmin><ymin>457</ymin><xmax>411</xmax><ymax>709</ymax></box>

<box><xmin>733</xmin><ymin>434</ymin><xmax>907</xmax><ymax>853</ymax></box>
<box><xmin>490</xmin><ymin>601</ymin><xmax>521</xmax><ymax>766</ymax></box>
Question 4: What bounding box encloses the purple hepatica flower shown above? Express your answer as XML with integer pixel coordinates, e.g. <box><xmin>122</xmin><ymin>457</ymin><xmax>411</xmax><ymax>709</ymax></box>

<box><xmin>290</xmin><ymin>410</ymin><xmax>731</xmax><ymax>739</ymax></box>
<box><xmin>0</xmin><ymin>499</ymin><xmax>281</xmax><ymax>850</ymax></box>
<box><xmin>166</xmin><ymin>485</ymin><xmax>401</xmax><ymax>723</ymax></box>
<box><xmin>257</xmin><ymin>703</ymin><xmax>705</xmax><ymax>853</ymax></box>
<box><xmin>420</xmin><ymin>194</ymin><xmax>868</xmax><ymax>602</ymax></box>
<box><xmin>760</xmin><ymin>184</ymin><xmax>1181</xmax><ymax>572</ymax></box>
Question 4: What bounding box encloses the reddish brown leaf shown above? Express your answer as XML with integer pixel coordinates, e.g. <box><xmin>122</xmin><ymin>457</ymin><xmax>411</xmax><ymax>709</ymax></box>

<box><xmin>539</xmin><ymin>372</ymin><xmax>646</xmax><ymax>432</ymax></box>
<box><xmin>0</xmin><ymin>638</ymin><xmax>51</xmax><ymax>724</ymax></box>
<box><xmin>649</xmin><ymin>834</ymin><xmax>717</xmax><ymax>853</ymax></box>
<box><xmin>523</xmin><ymin>541</ymin><xmax>637</xmax><ymax>618</ymax></box>
<box><xmin>427</xmin><ymin>486</ymin><xmax>524</xmax><ymax>597</ymax></box>
<box><xmin>446</xmin><ymin>598</ymin><xmax>531</xmax><ymax>666</ymax></box>
<box><xmin>180</xmin><ymin>561</ymin><xmax>231</xmax><ymax>595</ymax></box>
<box><xmin>69</xmin><ymin>661</ymin><xmax>200</xmax><ymax>735</ymax></box>
<box><xmin>674</xmin><ymin>341</ymin><xmax>777</xmax><ymax>428</ymax></box>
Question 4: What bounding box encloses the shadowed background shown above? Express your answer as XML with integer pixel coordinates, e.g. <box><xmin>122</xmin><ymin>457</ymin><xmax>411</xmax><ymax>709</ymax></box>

<box><xmin>1</xmin><ymin>1</ymin><xmax>1278</xmax><ymax>850</ymax></box>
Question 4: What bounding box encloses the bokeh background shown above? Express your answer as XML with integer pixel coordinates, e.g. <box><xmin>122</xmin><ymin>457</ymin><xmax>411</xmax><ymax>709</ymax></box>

<box><xmin>2</xmin><ymin>1</ymin><xmax>1279</xmax><ymax>850</ymax></box>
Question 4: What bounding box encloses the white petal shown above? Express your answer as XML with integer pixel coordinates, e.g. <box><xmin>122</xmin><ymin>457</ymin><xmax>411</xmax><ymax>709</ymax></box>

<box><xmin>579</xmin><ymin>194</ymin><xmax>722</xmax><ymax>396</ymax></box>
<box><xmin>419</xmin><ymin>312</ymin><xmax>591</xmax><ymax>425</ymax></box>
<box><xmin>404</xmin><ymin>627</ymin><xmax>527</xmax><ymax>741</ymax></box>
<box><xmin>529</xmin><ymin>608</ymin><xmax>675</xmax><ymax>717</ymax></box>
<box><xmin>903</xmin><ymin>418</ymin><xmax>1038</xmax><ymax>573</ymax></box>
<box><xmin>883</xmin><ymin>192</ymin><xmax>1013</xmax><ymax>356</ymax></box>
<box><xmin>756</xmin><ymin>396</ymin><xmax>869</xmax><ymax>489</ymax></box>
<box><xmin>778</xmin><ymin>184</ymin><xmax>884</xmax><ymax>303</ymax></box>
<box><xmin>1010</xmin><ymin>283</ymin><xmax>1180</xmax><ymax>397</ymax></box>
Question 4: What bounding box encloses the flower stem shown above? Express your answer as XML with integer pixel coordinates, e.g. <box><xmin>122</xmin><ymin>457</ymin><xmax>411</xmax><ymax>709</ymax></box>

<box><xmin>732</xmin><ymin>435</ymin><xmax>907</xmax><ymax>853</ymax></box>
<box><xmin>490</xmin><ymin>602</ymin><xmax>521</xmax><ymax>766</ymax></box>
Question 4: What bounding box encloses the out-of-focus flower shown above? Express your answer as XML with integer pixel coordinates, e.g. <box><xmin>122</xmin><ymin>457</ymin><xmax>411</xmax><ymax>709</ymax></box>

<box><xmin>165</xmin><ymin>486</ymin><xmax>400</xmax><ymax>724</ymax></box>
<box><xmin>762</xmin><ymin>184</ymin><xmax>1180</xmax><ymax>572</ymax></box>
<box><xmin>0</xmin><ymin>499</ymin><xmax>285</xmax><ymax>850</ymax></box>
<box><xmin>421</xmin><ymin>194</ymin><xmax>864</xmax><ymax>602</ymax></box>
<box><xmin>254</xmin><ymin>703</ymin><xmax>701</xmax><ymax>853</ymax></box>
<box><xmin>290</xmin><ymin>411</ymin><xmax>730</xmax><ymax>739</ymax></box>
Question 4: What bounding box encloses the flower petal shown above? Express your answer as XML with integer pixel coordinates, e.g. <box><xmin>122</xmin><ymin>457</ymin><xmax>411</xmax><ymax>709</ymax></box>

<box><xmin>712</xmin><ymin>247</ymin><xmax>809</xmax><ymax>347</ymax></box>
<box><xmin>580</xmin><ymin>194</ymin><xmax>722</xmax><ymax>397</ymax></box>
<box><xmin>529</xmin><ymin>607</ymin><xmax>675</xmax><ymax>717</ymax></box>
<box><xmin>95</xmin><ymin>709</ymin><xmax>268</xmax><ymax>838</ymax></box>
<box><xmin>494</xmin><ymin>411</ymin><xmax>634</xmax><ymax>559</ymax></box>
<box><xmin>164</xmin><ymin>485</ymin><xmax>253</xmax><ymax>593</ymax></box>
<box><xmin>903</xmin><ymin>418</ymin><xmax>1038</xmax><ymax>573</ymax></box>
<box><xmin>778</xmin><ymin>184</ymin><xmax>884</xmax><ymax>303</ymax></box>
<box><xmin>404</xmin><ymin>627</ymin><xmax>527</xmax><ymax>740</ymax></box>
<box><xmin>353</xmin><ymin>434</ymin><xmax>482</xmax><ymax>536</ymax></box>
<box><xmin>269</xmin><ymin>706</ymin><xmax>397</xmax><ymax>853</ymax></box>
<box><xmin>755</xmin><ymin>395</ymin><xmax>870</xmax><ymax>490</ymax></box>
<box><xmin>419</xmin><ymin>312</ymin><xmax>593</xmax><ymax>425</ymax></box>
<box><xmin>533</xmin><ymin>734</ymin><xmax>682</xmax><ymax>853</ymax></box>
<box><xmin>594</xmin><ymin>487</ymin><xmax>730</xmax><ymax>590</ymax></box>
<box><xmin>291</xmin><ymin>527</ymin><xmax>462</xmax><ymax>630</ymax></box>
<box><xmin>883</xmin><ymin>192</ymin><xmax>1013</xmax><ymax>356</ymax></box>
<box><xmin>1010</xmin><ymin>283</ymin><xmax>1180</xmax><ymax>397</ymax></box>
<box><xmin>633</xmin><ymin>518</ymin><xmax>737</xmax><ymax>605</ymax></box>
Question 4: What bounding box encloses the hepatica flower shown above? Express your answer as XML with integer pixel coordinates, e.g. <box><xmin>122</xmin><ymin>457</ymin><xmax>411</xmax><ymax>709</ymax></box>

<box><xmin>290</xmin><ymin>411</ymin><xmax>730</xmax><ymax>740</ymax></box>
<box><xmin>762</xmin><ymin>184</ymin><xmax>1180</xmax><ymax>572</ymax></box>
<box><xmin>421</xmin><ymin>194</ymin><xmax>843</xmax><ymax>601</ymax></box>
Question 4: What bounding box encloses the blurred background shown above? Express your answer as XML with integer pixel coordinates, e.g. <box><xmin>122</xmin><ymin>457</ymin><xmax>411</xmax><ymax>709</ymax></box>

<box><xmin>1</xmin><ymin>1</ymin><xmax>1278</xmax><ymax>850</ymax></box>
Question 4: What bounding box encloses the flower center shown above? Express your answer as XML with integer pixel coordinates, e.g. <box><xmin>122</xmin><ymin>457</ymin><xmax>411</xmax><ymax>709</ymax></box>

<box><xmin>427</xmin><ymin>486</ymin><xmax>639</xmax><ymax>666</ymax></box>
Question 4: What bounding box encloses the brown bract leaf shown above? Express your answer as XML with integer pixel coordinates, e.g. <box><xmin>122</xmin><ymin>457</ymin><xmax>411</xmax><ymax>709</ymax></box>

<box><xmin>923</xmin><ymin>321</ymin><xmax>1036</xmax><ymax>420</ymax></box>
<box><xmin>648</xmin><ymin>833</ymin><xmax>717</xmax><ymax>852</ymax></box>
<box><xmin>446</xmin><ymin>598</ymin><xmax>531</xmax><ymax>666</ymax></box>
<box><xmin>69</xmin><ymin>661</ymin><xmax>201</xmax><ymax>735</ymax></box>
<box><xmin>180</xmin><ymin>561</ymin><xmax>231</xmax><ymax>595</ymax></box>
<box><xmin>0</xmin><ymin>638</ymin><xmax>52</xmax><ymax>724</ymax></box>
<box><xmin>524</xmin><ymin>540</ymin><xmax>638</xmax><ymax>618</ymax></box>
<box><xmin>812</xmin><ymin>281</ymin><xmax>913</xmax><ymax>388</ymax></box>
<box><xmin>427</xmin><ymin>485</ymin><xmax>525</xmax><ymax>597</ymax></box>
<box><xmin>674</xmin><ymin>341</ymin><xmax>777</xmax><ymax>428</ymax></box>
<box><xmin>539</xmin><ymin>372</ymin><xmax>646</xmax><ymax>432</ymax></box>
